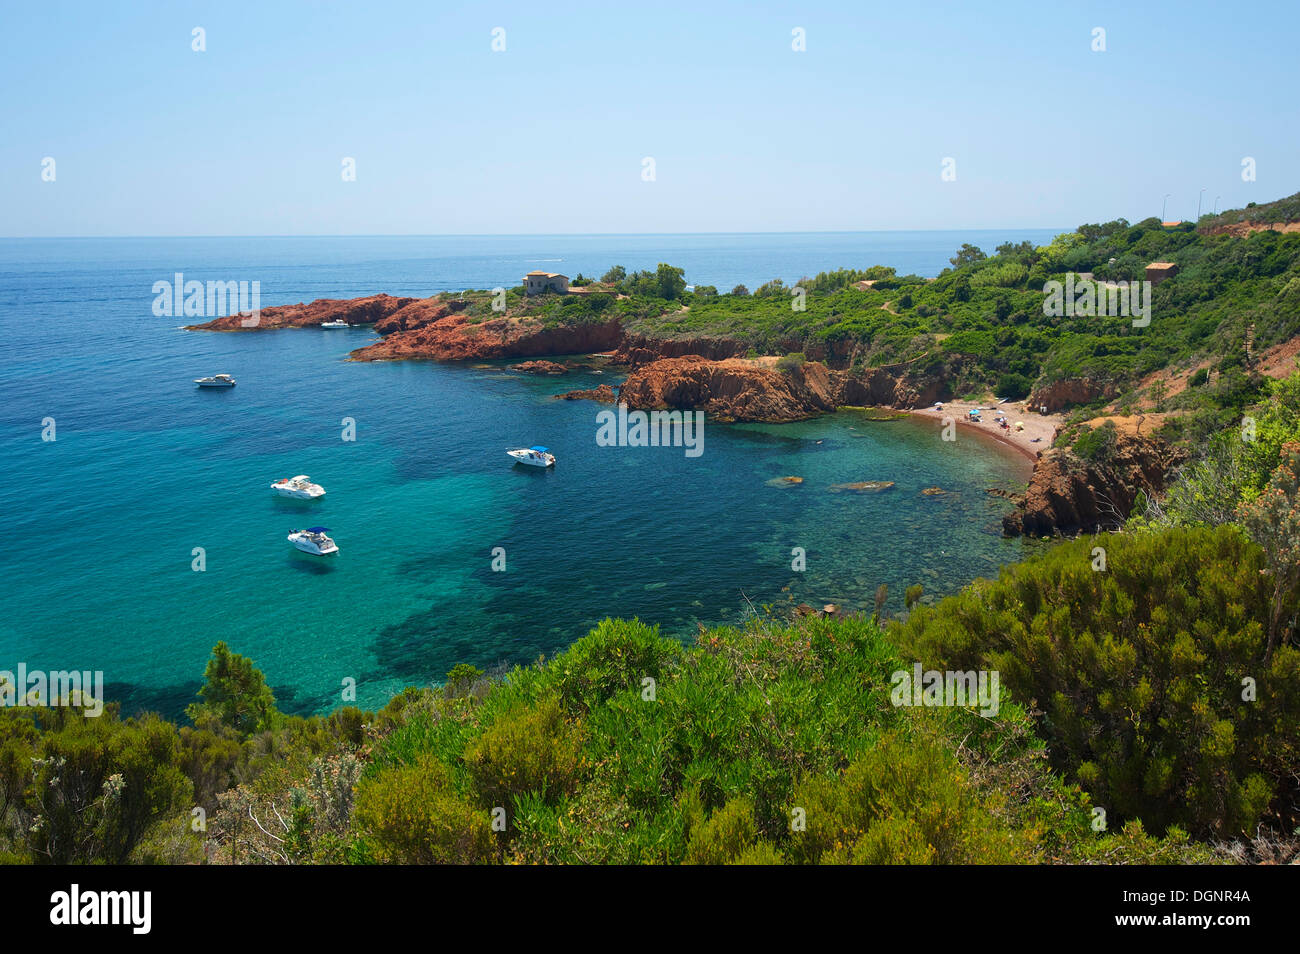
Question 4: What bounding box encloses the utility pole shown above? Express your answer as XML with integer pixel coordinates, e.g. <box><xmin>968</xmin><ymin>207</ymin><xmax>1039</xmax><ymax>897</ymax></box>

<box><xmin>1162</xmin><ymin>194</ymin><xmax>1171</xmax><ymax>221</ymax></box>
<box><xmin>1197</xmin><ymin>188</ymin><xmax>1206</xmax><ymax>222</ymax></box>
<box><xmin>1214</xmin><ymin>196</ymin><xmax>1221</xmax><ymax>214</ymax></box>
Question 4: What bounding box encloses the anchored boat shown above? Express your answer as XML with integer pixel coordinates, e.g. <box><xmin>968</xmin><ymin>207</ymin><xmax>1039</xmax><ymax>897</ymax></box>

<box><xmin>288</xmin><ymin>527</ymin><xmax>338</xmax><ymax>555</ymax></box>
<box><xmin>507</xmin><ymin>446</ymin><xmax>555</xmax><ymax>468</ymax></box>
<box><xmin>271</xmin><ymin>475</ymin><xmax>326</xmax><ymax>499</ymax></box>
<box><xmin>195</xmin><ymin>373</ymin><xmax>236</xmax><ymax>388</ymax></box>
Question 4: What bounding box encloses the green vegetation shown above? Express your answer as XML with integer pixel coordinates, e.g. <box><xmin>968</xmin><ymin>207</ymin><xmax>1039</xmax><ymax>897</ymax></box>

<box><xmin>898</xmin><ymin>528</ymin><xmax>1299</xmax><ymax>838</ymax></box>
<box><xmin>8</xmin><ymin>536</ymin><xmax>1290</xmax><ymax>864</ymax></box>
<box><xmin>775</xmin><ymin>352</ymin><xmax>806</xmax><ymax>374</ymax></box>
<box><xmin>452</xmin><ymin>195</ymin><xmax>1300</xmax><ymax>437</ymax></box>
<box><xmin>1199</xmin><ymin>190</ymin><xmax>1300</xmax><ymax>232</ymax></box>
<box><xmin>5</xmin><ymin>198</ymin><xmax>1300</xmax><ymax>866</ymax></box>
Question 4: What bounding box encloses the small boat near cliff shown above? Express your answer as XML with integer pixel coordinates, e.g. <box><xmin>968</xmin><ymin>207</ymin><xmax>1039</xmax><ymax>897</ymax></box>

<box><xmin>195</xmin><ymin>373</ymin><xmax>236</xmax><ymax>388</ymax></box>
<box><xmin>288</xmin><ymin>527</ymin><xmax>338</xmax><ymax>555</ymax></box>
<box><xmin>507</xmin><ymin>446</ymin><xmax>555</xmax><ymax>468</ymax></box>
<box><xmin>271</xmin><ymin>475</ymin><xmax>326</xmax><ymax>499</ymax></box>
<box><xmin>320</xmin><ymin>321</ymin><xmax>349</xmax><ymax>329</ymax></box>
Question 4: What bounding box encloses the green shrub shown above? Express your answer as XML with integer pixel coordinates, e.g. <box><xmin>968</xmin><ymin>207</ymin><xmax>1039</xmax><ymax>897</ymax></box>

<box><xmin>1072</xmin><ymin>420</ymin><xmax>1119</xmax><ymax>463</ymax></box>
<box><xmin>775</xmin><ymin>352</ymin><xmax>807</xmax><ymax>374</ymax></box>
<box><xmin>997</xmin><ymin>372</ymin><xmax>1033</xmax><ymax>400</ymax></box>
<box><xmin>786</xmin><ymin>731</ymin><xmax>1019</xmax><ymax>864</ymax></box>
<box><xmin>465</xmin><ymin>696</ymin><xmax>586</xmax><ymax>807</ymax></box>
<box><xmin>544</xmin><ymin>617</ymin><xmax>681</xmax><ymax>714</ymax></box>
<box><xmin>353</xmin><ymin>757</ymin><xmax>493</xmax><ymax>864</ymax></box>
<box><xmin>684</xmin><ymin>796</ymin><xmax>760</xmax><ymax>864</ymax></box>
<box><xmin>896</xmin><ymin>527</ymin><xmax>1300</xmax><ymax>836</ymax></box>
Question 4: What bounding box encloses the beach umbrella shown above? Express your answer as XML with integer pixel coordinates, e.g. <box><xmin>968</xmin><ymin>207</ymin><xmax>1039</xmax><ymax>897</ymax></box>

<box><xmin>1014</xmin><ymin>422</ymin><xmax>1024</xmax><ymax>431</ymax></box>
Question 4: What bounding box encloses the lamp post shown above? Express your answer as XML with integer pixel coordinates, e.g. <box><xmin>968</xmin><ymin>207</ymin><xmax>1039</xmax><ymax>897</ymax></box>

<box><xmin>1214</xmin><ymin>195</ymin><xmax>1221</xmax><ymax>214</ymax></box>
<box><xmin>1162</xmin><ymin>193</ymin><xmax>1171</xmax><ymax>221</ymax></box>
<box><xmin>1197</xmin><ymin>188</ymin><xmax>1206</xmax><ymax>222</ymax></box>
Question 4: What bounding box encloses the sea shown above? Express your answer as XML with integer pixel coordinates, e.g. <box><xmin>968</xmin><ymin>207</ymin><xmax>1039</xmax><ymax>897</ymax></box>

<box><xmin>0</xmin><ymin>229</ymin><xmax>1060</xmax><ymax>718</ymax></box>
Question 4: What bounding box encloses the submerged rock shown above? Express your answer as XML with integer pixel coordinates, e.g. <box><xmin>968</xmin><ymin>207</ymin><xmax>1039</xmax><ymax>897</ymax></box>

<box><xmin>765</xmin><ymin>476</ymin><xmax>805</xmax><ymax>487</ymax></box>
<box><xmin>828</xmin><ymin>480</ymin><xmax>895</xmax><ymax>494</ymax></box>
<box><xmin>510</xmin><ymin>360</ymin><xmax>569</xmax><ymax>375</ymax></box>
<box><xmin>921</xmin><ymin>486</ymin><xmax>946</xmax><ymax>496</ymax></box>
<box><xmin>555</xmin><ymin>384</ymin><xmax>618</xmax><ymax>403</ymax></box>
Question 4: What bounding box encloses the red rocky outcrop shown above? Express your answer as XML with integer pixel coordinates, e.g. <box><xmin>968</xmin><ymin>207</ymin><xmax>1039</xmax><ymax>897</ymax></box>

<box><xmin>186</xmin><ymin>294</ymin><xmax>417</xmax><ymax>331</ymax></box>
<box><xmin>1001</xmin><ymin>434</ymin><xmax>1186</xmax><ymax>537</ymax></box>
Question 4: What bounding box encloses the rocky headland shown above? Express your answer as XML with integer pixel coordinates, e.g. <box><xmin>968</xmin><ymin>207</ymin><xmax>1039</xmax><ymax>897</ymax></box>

<box><xmin>188</xmin><ymin>292</ymin><xmax>1180</xmax><ymax>537</ymax></box>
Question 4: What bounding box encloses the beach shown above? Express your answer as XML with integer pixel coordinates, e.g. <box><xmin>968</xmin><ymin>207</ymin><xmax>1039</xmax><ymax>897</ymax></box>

<box><xmin>905</xmin><ymin>399</ymin><xmax>1062</xmax><ymax>463</ymax></box>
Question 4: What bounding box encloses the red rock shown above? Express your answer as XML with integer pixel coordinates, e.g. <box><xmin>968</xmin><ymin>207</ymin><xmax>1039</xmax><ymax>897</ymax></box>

<box><xmin>1001</xmin><ymin>435</ymin><xmax>1186</xmax><ymax>537</ymax></box>
<box><xmin>556</xmin><ymin>384</ymin><xmax>618</xmax><ymax>403</ymax></box>
<box><xmin>186</xmin><ymin>294</ymin><xmax>417</xmax><ymax>331</ymax></box>
<box><xmin>349</xmin><ymin>315</ymin><xmax>623</xmax><ymax>362</ymax></box>
<box><xmin>510</xmin><ymin>360</ymin><xmax>569</xmax><ymax>375</ymax></box>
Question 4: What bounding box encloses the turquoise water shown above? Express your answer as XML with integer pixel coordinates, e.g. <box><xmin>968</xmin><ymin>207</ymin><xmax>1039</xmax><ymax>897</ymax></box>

<box><xmin>0</xmin><ymin>234</ymin><xmax>1049</xmax><ymax>718</ymax></box>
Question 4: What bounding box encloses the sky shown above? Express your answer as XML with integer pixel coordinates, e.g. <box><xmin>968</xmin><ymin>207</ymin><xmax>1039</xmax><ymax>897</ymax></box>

<box><xmin>1</xmin><ymin>0</ymin><xmax>1297</xmax><ymax>236</ymax></box>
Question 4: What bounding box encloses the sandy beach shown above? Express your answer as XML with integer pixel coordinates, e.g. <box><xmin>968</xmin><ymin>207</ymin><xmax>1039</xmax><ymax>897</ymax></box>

<box><xmin>905</xmin><ymin>399</ymin><xmax>1062</xmax><ymax>463</ymax></box>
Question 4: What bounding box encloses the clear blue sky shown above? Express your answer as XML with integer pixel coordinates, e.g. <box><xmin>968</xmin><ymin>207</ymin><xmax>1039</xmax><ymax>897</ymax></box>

<box><xmin>2</xmin><ymin>0</ymin><xmax>1296</xmax><ymax>236</ymax></box>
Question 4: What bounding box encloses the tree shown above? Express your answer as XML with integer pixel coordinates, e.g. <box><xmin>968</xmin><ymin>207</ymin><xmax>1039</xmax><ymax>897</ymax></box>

<box><xmin>655</xmin><ymin>263</ymin><xmax>687</xmax><ymax>301</ymax></box>
<box><xmin>730</xmin><ymin>284</ymin><xmax>749</xmax><ymax>297</ymax></box>
<box><xmin>187</xmin><ymin>641</ymin><xmax>278</xmax><ymax>737</ymax></box>
<box><xmin>1149</xmin><ymin>378</ymin><xmax>1167</xmax><ymax>411</ymax></box>
<box><xmin>600</xmin><ymin>265</ymin><xmax>626</xmax><ymax>284</ymax></box>
<box><xmin>949</xmin><ymin>243</ymin><xmax>986</xmax><ymax>268</ymax></box>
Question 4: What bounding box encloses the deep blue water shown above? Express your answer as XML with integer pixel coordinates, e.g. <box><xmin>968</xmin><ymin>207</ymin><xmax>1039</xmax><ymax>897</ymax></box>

<box><xmin>0</xmin><ymin>232</ymin><xmax>1054</xmax><ymax>719</ymax></box>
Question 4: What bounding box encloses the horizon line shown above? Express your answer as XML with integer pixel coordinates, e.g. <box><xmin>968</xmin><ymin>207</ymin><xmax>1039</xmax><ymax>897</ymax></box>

<box><xmin>0</xmin><ymin>226</ymin><xmax>1071</xmax><ymax>241</ymax></box>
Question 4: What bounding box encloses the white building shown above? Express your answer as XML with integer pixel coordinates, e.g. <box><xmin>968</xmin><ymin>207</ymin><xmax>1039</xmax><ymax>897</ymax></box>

<box><xmin>524</xmin><ymin>271</ymin><xmax>569</xmax><ymax>295</ymax></box>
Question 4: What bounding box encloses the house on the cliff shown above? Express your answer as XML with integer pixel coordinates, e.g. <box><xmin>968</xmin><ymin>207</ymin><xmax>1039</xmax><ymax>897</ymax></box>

<box><xmin>524</xmin><ymin>271</ymin><xmax>569</xmax><ymax>295</ymax></box>
<box><xmin>1145</xmin><ymin>262</ymin><xmax>1179</xmax><ymax>286</ymax></box>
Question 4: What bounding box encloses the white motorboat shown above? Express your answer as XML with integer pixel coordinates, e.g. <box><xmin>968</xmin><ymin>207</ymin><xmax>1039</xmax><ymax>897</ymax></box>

<box><xmin>271</xmin><ymin>475</ymin><xmax>326</xmax><ymax>499</ymax></box>
<box><xmin>195</xmin><ymin>373</ymin><xmax>236</xmax><ymax>388</ymax></box>
<box><xmin>288</xmin><ymin>527</ymin><xmax>338</xmax><ymax>555</ymax></box>
<box><xmin>507</xmin><ymin>446</ymin><xmax>555</xmax><ymax>467</ymax></box>
<box><xmin>320</xmin><ymin>321</ymin><xmax>349</xmax><ymax>328</ymax></box>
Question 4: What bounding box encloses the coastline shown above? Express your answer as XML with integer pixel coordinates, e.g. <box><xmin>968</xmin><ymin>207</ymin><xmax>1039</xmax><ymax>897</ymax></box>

<box><xmin>902</xmin><ymin>400</ymin><xmax>1060</xmax><ymax>465</ymax></box>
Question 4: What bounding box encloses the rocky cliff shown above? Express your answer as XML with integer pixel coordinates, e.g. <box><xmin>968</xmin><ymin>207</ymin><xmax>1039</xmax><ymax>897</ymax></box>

<box><xmin>616</xmin><ymin>356</ymin><xmax>951</xmax><ymax>422</ymax></box>
<box><xmin>1001</xmin><ymin>434</ymin><xmax>1186</xmax><ymax>537</ymax></box>
<box><xmin>1028</xmin><ymin>377</ymin><xmax>1119</xmax><ymax>413</ymax></box>
<box><xmin>349</xmin><ymin>314</ymin><xmax>624</xmax><ymax>362</ymax></box>
<box><xmin>185</xmin><ymin>294</ymin><xmax>417</xmax><ymax>331</ymax></box>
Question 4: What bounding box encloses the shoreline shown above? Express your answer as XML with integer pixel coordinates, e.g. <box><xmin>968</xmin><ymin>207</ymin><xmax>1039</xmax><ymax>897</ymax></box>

<box><xmin>902</xmin><ymin>400</ymin><xmax>1060</xmax><ymax>465</ymax></box>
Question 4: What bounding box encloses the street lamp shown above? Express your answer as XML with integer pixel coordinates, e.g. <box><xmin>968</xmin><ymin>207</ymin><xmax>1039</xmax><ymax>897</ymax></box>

<box><xmin>1214</xmin><ymin>195</ymin><xmax>1221</xmax><ymax>214</ymax></box>
<box><xmin>1197</xmin><ymin>188</ymin><xmax>1206</xmax><ymax>222</ymax></box>
<box><xmin>1162</xmin><ymin>193</ymin><xmax>1172</xmax><ymax>221</ymax></box>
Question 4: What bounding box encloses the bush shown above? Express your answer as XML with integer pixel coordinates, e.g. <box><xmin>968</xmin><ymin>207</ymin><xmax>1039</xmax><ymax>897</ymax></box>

<box><xmin>775</xmin><ymin>353</ymin><xmax>807</xmax><ymax>374</ymax></box>
<box><xmin>465</xmin><ymin>696</ymin><xmax>586</xmax><ymax>807</ymax></box>
<box><xmin>896</xmin><ymin>527</ymin><xmax>1300</xmax><ymax>836</ymax></box>
<box><xmin>353</xmin><ymin>757</ymin><xmax>493</xmax><ymax>864</ymax></box>
<box><xmin>1072</xmin><ymin>420</ymin><xmax>1119</xmax><ymax>463</ymax></box>
<box><xmin>544</xmin><ymin>618</ymin><xmax>681</xmax><ymax>714</ymax></box>
<box><xmin>684</xmin><ymin>796</ymin><xmax>761</xmax><ymax>864</ymax></box>
<box><xmin>785</xmin><ymin>732</ymin><xmax>1019</xmax><ymax>864</ymax></box>
<box><xmin>996</xmin><ymin>373</ymin><xmax>1033</xmax><ymax>400</ymax></box>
